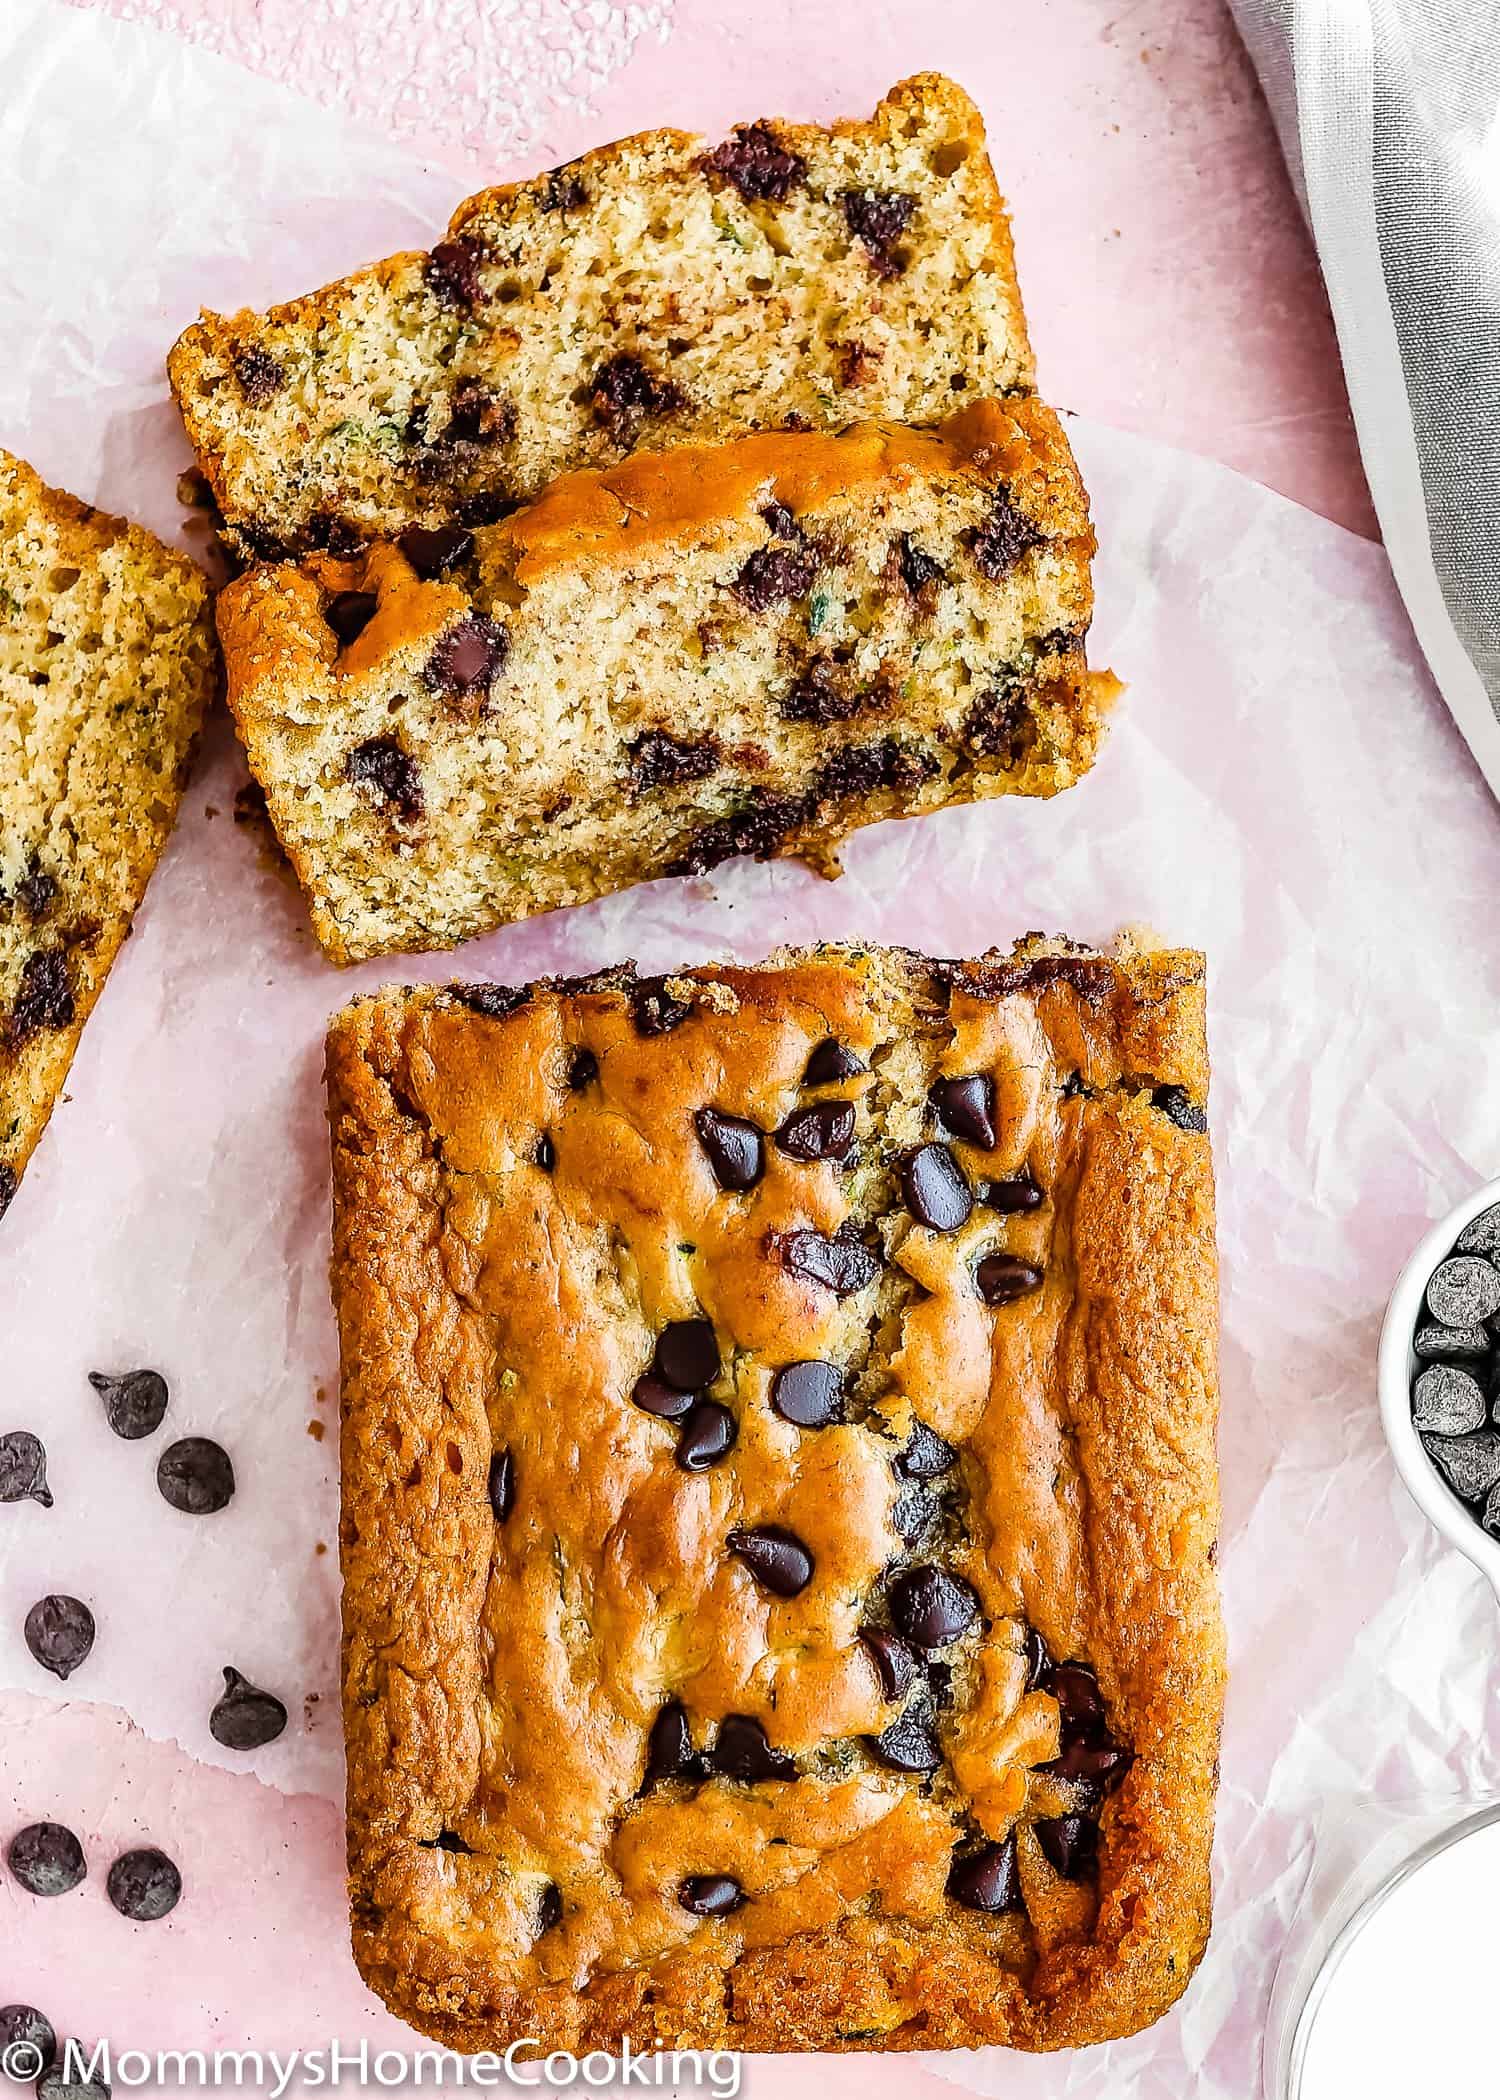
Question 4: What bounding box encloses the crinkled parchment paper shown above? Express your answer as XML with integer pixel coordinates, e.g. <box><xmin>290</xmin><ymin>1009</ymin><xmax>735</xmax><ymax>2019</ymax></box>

<box><xmin>3</xmin><ymin>2</ymin><xmax>1500</xmax><ymax>2090</ymax></box>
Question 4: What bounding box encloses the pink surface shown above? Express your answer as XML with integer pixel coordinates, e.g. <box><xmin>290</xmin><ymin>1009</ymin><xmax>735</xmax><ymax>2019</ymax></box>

<box><xmin>7</xmin><ymin>0</ymin><xmax>1378</xmax><ymax>2083</ymax></box>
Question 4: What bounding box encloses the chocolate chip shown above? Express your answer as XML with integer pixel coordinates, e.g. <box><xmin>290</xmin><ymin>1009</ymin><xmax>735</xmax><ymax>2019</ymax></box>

<box><xmin>24</xmin><ymin>1596</ymin><xmax>94</xmax><ymax>1680</ymax></box>
<box><xmin>962</xmin><ymin>686</ymin><xmax>1030</xmax><ymax>762</ymax></box>
<box><xmin>38</xmin><ymin>2055</ymin><xmax>111</xmax><ymax>2100</ymax></box>
<box><xmin>930</xmin><ymin>1075</ymin><xmax>997</xmax><ymax>1149</ymax></box>
<box><xmin>631</xmin><ymin>978</ymin><xmax>692</xmax><ymax>1036</ymax></box>
<box><xmin>398</xmin><ymin>525</ymin><xmax>475</xmax><ymax>582</ymax></box>
<box><xmin>425</xmin><ymin>236</ymin><xmax>487</xmax><ymax>310</ymax></box>
<box><xmin>712</xmin><ymin>1714</ymin><xmax>795</xmax><ymax>1782</ymax></box>
<box><xmin>1039</xmin><ymin>1737</ymin><xmax>1133</xmax><ymax>1799</ymax></box>
<box><xmin>859</xmin><ymin>1627</ymin><xmax>918</xmax><ymax>1701</ymax></box>
<box><xmin>898</xmin><ymin>536</ymin><xmax>945</xmax><ymax>597</ymax></box>
<box><xmin>590</xmin><ymin>355</ymin><xmax>686</xmax><ymax>444</ymax></box>
<box><xmin>771</xmin><ymin>1361</ymin><xmax>843</xmax><ymax>1429</ymax></box>
<box><xmin>731</xmin><ymin>545</ymin><xmax>817</xmax><ymax>612</ymax></box>
<box><xmin>1457</xmin><ymin>1206</ymin><xmax>1500</xmax><ymax>1258</ymax></box>
<box><xmin>815</xmin><ymin>736</ymin><xmax>937</xmax><ymax>802</ymax></box>
<box><xmin>306</xmin><ymin>513</ymin><xmax>366</xmax><ymax>560</ymax></box>
<box><xmin>231</xmin><ymin>344</ymin><xmax>284</xmax><ymax>405</ymax></box>
<box><xmin>1049</xmin><ymin>1660</ymin><xmax>1107</xmax><ymax>1740</ymax></box>
<box><xmin>1428</xmin><ymin>1256</ymin><xmax>1500</xmax><ymax>1326</ymax></box>
<box><xmin>664</xmin><ymin>793</ymin><xmax>809</xmax><ymax>877</ymax></box>
<box><xmin>632</xmin><ymin>1376</ymin><xmax>695</xmax><ymax>1422</ymax></box>
<box><xmin>971</xmin><ymin>493</ymin><xmax>1041</xmax><ymax>580</ymax></box>
<box><xmin>325</xmin><ymin>591</ymin><xmax>378</xmax><ymax>646</ymax></box>
<box><xmin>419</xmin><ymin>1829</ymin><xmax>472</xmax><ymax>1853</ymax></box>
<box><xmin>422</xmin><ymin>616</ymin><xmax>508</xmax><ymax>703</ymax></box>
<box><xmin>88</xmin><ymin>1369</ymin><xmax>168</xmax><ymax>1441</ymax></box>
<box><xmin>976</xmin><ymin>1253</ymin><xmax>1043</xmax><ymax>1305</ymax></box>
<box><xmin>1023</xmin><ymin>1625</ymin><xmax>1051</xmax><ymax>1690</ymax></box>
<box><xmin>903</xmin><ymin>1144</ymin><xmax>973</xmax><ymax>1233</ymax></box>
<box><xmin>676</xmin><ymin>1401</ymin><xmax>736</xmax><ymax>1473</ymax></box>
<box><xmin>540</xmin><ymin>166</ymin><xmax>589</xmax><ymax>213</ymax></box>
<box><xmin>105</xmin><ymin>1847</ymin><xmax>181</xmax><ymax>1922</ymax></box>
<box><xmin>678</xmin><ymin>1874</ymin><xmax>745</xmax><ymax>1917</ymax></box>
<box><xmin>567</xmin><ymin>1047</ymin><xmax>599</xmax><ymax>1090</ymax></box>
<box><xmin>701</xmin><ymin>124</ymin><xmax>807</xmax><ymax>204</ymax></box>
<box><xmin>16</xmin><ymin>865</ymin><xmax>57</xmax><ymax>922</ymax></box>
<box><xmin>11</xmin><ymin>951</ymin><xmax>73</xmax><ymax>1043</ymax></box>
<box><xmin>897</xmin><ymin>1425</ymin><xmax>957</xmax><ymax>1479</ymax></box>
<box><xmin>867</xmin><ymin>1704</ymin><xmax>942</xmax><ymax>1773</ymax></box>
<box><xmin>779</xmin><ymin>1227</ymin><xmax>879</xmax><ymax>1296</ymax></box>
<box><xmin>209</xmin><ymin>1666</ymin><xmax>288</xmax><ymax>1750</ymax></box>
<box><xmin>655</xmin><ymin>1319</ymin><xmax>720</xmax><ymax>1392</ymax></box>
<box><xmin>442</xmin><ymin>380</ymin><xmax>513</xmax><ymax>448</ymax></box>
<box><xmin>839</xmin><ymin>188</ymin><xmax>916</xmax><ymax>276</ymax></box>
<box><xmin>726</xmin><ymin>1524</ymin><xmax>814</xmax><ymax>1597</ymax></box>
<box><xmin>629</xmin><ymin>731</ymin><xmax>721</xmax><ymax>794</ymax></box>
<box><xmin>803</xmin><ymin>1039</ymin><xmax>865</xmax><ymax>1085</ymax></box>
<box><xmin>982</xmin><ymin>1174</ymin><xmax>1044</xmax><ymax>1214</ymax></box>
<box><xmin>1424</xmin><ymin>1428</ymin><xmax>1500</xmax><ymax>1501</ymax></box>
<box><xmin>536</xmin><ymin>1882</ymin><xmax>563</xmax><ymax>1933</ymax></box>
<box><xmin>488</xmin><ymin>1448</ymin><xmax>516</xmax><ymax>1522</ymax></box>
<box><xmin>1151</xmin><ymin>1083</ymin><xmax>1208</xmax><ymax>1133</ymax></box>
<box><xmin>0</xmin><ymin>1431</ymin><xmax>51</xmax><ymax>1507</ymax></box>
<box><xmin>0</xmin><ymin>2006</ymin><xmax>55</xmax><ymax>2073</ymax></box>
<box><xmin>1413</xmin><ymin>1363</ymin><xmax>1487</xmax><ymax>1436</ymax></box>
<box><xmin>947</xmin><ymin>1838</ymin><xmax>1022</xmax><ymax>1913</ymax></box>
<box><xmin>1414</xmin><ymin>1322</ymin><xmax>1491</xmax><ymax>1362</ymax></box>
<box><xmin>644</xmin><ymin>1698</ymin><xmax>699</xmax><ymax>1785</ymax></box>
<box><xmin>156</xmin><ymin>1437</ymin><xmax>235</xmax><ymax>1515</ymax></box>
<box><xmin>534</xmin><ymin>1133</ymin><xmax>555</xmax><ymax>1171</ymax></box>
<box><xmin>345</xmin><ymin>738</ymin><xmax>424</xmax><ymax>822</ymax></box>
<box><xmin>760</xmin><ymin>502</ymin><xmax>800</xmax><ymax>541</ymax></box>
<box><xmin>452</xmin><ymin>983</ymin><xmax>529</xmax><ymax>1020</ymax></box>
<box><xmin>6</xmin><ymin>1823</ymin><xmax>85</xmax><ymax>1897</ymax></box>
<box><xmin>694</xmin><ymin>1107</ymin><xmax>764</xmax><ymax>1192</ymax></box>
<box><xmin>889</xmin><ymin>1566</ymin><xmax>978</xmax><ymax>1650</ymax></box>
<box><xmin>0</xmin><ymin>1165</ymin><xmax>15</xmax><ymax>1221</ymax></box>
<box><xmin>778</xmin><ymin>661</ymin><xmax>869</xmax><ymax>725</ymax></box>
<box><xmin>777</xmin><ymin>1101</ymin><xmax>856</xmax><ymax>1163</ymax></box>
<box><xmin>1036</xmin><ymin>1814</ymin><xmax>1098</xmax><ymax>1881</ymax></box>
<box><xmin>892</xmin><ymin>1481</ymin><xmax>936</xmax><ymax>1544</ymax></box>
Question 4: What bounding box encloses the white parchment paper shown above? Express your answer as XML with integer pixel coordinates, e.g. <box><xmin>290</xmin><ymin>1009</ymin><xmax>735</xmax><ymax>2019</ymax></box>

<box><xmin>4</xmin><ymin>2</ymin><xmax>1500</xmax><ymax>2089</ymax></box>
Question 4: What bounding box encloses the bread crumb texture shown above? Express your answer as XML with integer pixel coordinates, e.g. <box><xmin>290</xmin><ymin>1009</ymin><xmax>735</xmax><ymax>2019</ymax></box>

<box><xmin>0</xmin><ymin>449</ymin><xmax>215</xmax><ymax>1220</ymax></box>
<box><xmin>329</xmin><ymin>935</ymin><xmax>1223</xmax><ymax>2054</ymax></box>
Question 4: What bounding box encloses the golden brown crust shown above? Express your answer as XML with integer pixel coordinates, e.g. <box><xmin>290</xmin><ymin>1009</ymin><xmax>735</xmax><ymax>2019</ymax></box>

<box><xmin>330</xmin><ymin>936</ymin><xmax>1223</xmax><ymax>2054</ymax></box>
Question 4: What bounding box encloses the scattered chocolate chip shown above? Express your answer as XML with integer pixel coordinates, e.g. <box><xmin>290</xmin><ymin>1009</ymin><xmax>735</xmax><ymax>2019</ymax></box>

<box><xmin>88</xmin><ymin>1369</ymin><xmax>169</xmax><ymax>1441</ymax></box>
<box><xmin>325</xmin><ymin>591</ymin><xmax>378</xmax><ymax>646</ymax></box>
<box><xmin>655</xmin><ymin>1319</ymin><xmax>720</xmax><ymax>1392</ymax></box>
<box><xmin>156</xmin><ymin>1437</ymin><xmax>235</xmax><ymax>1515</ymax></box>
<box><xmin>665</xmin><ymin>793</ymin><xmax>810</xmax><ymax>876</ymax></box>
<box><xmin>898</xmin><ymin>535</ymin><xmax>946</xmax><ymax>598</ymax></box>
<box><xmin>962</xmin><ymin>686</ymin><xmax>1030</xmax><ymax>763</ymax></box>
<box><xmin>1457</xmin><ymin>1206</ymin><xmax>1500</xmax><ymax>1258</ymax></box>
<box><xmin>629</xmin><ymin>730</ymin><xmax>720</xmax><ymax>794</ymax></box>
<box><xmin>778</xmin><ymin>661</ymin><xmax>870</xmax><ymax>725</ymax></box>
<box><xmin>898</xmin><ymin>1425</ymin><xmax>957</xmax><ymax>1479</ymax></box>
<box><xmin>24</xmin><ymin>1596</ymin><xmax>94</xmax><ymax>1680</ymax></box>
<box><xmin>452</xmin><ymin>983</ymin><xmax>529</xmax><ymax>1020</ymax></box>
<box><xmin>419</xmin><ymin>1829</ymin><xmax>472</xmax><ymax>1853</ymax></box>
<box><xmin>631</xmin><ymin>978</ymin><xmax>692</xmax><ymax>1036</ymax></box>
<box><xmin>1428</xmin><ymin>1256</ymin><xmax>1500</xmax><ymax>1327</ymax></box>
<box><xmin>1151</xmin><ymin>1083</ymin><xmax>1208</xmax><ymax>1132</ymax></box>
<box><xmin>726</xmin><ymin>1524</ymin><xmax>814</xmax><ymax>1597</ymax></box>
<box><xmin>779</xmin><ymin>1227</ymin><xmax>879</xmax><ymax>1296</ymax></box>
<box><xmin>1414</xmin><ymin>1321</ymin><xmax>1491</xmax><ymax>1362</ymax></box>
<box><xmin>0</xmin><ymin>1165</ymin><xmax>15</xmax><ymax>1221</ymax></box>
<box><xmin>1023</xmin><ymin>1625</ymin><xmax>1051</xmax><ymax>1691</ymax></box>
<box><xmin>712</xmin><ymin>1714</ymin><xmax>795</xmax><ymax>1782</ymax></box>
<box><xmin>947</xmin><ymin>1838</ymin><xmax>1022</xmax><ymax>1913</ymax></box>
<box><xmin>694</xmin><ymin>1107</ymin><xmax>764</xmax><ymax>1192</ymax></box>
<box><xmin>1424</xmin><ymin>1428</ymin><xmax>1500</xmax><ymax>1502</ymax></box>
<box><xmin>839</xmin><ymin>188</ymin><xmax>916</xmax><ymax>277</ymax></box>
<box><xmin>803</xmin><ymin>1039</ymin><xmax>866</xmax><ymax>1086</ymax></box>
<box><xmin>536</xmin><ymin>1882</ymin><xmax>563</xmax><ymax>1933</ymax></box>
<box><xmin>777</xmin><ymin>1101</ymin><xmax>856</xmax><ymax>1163</ymax></box>
<box><xmin>903</xmin><ymin>1144</ymin><xmax>973</xmax><ymax>1233</ymax></box>
<box><xmin>398</xmin><ymin>523</ymin><xmax>476</xmax><ymax>579</ymax></box>
<box><xmin>860</xmin><ymin>1627</ymin><xmax>918</xmax><ymax>1701</ymax></box>
<box><xmin>771</xmin><ymin>1360</ymin><xmax>843</xmax><ymax>1429</ymax></box>
<box><xmin>540</xmin><ymin>166</ymin><xmax>589</xmax><ymax>213</ymax></box>
<box><xmin>6</xmin><ymin>1823</ymin><xmax>85</xmax><ymax>1898</ymax></box>
<box><xmin>982</xmin><ymin>1174</ymin><xmax>1044</xmax><ymax>1214</ymax></box>
<box><xmin>422</xmin><ymin>616</ymin><xmax>508</xmax><ymax>704</ymax></box>
<box><xmin>345</xmin><ymin>738</ymin><xmax>424</xmax><ymax>822</ymax></box>
<box><xmin>971</xmin><ymin>493</ymin><xmax>1041</xmax><ymax>580</ymax></box>
<box><xmin>38</xmin><ymin>2054</ymin><xmax>111</xmax><ymax>2100</ymax></box>
<box><xmin>488</xmin><ymin>1448</ymin><xmax>516</xmax><ymax>1522</ymax></box>
<box><xmin>760</xmin><ymin>502</ymin><xmax>800</xmax><ymax>542</ymax></box>
<box><xmin>632</xmin><ymin>1376</ymin><xmax>695</xmax><ymax>1422</ymax></box>
<box><xmin>231</xmin><ymin>344</ymin><xmax>284</xmax><ymax>405</ymax></box>
<box><xmin>425</xmin><ymin>236</ymin><xmax>487</xmax><ymax>310</ymax></box>
<box><xmin>306</xmin><ymin>513</ymin><xmax>366</xmax><ymax>560</ymax></box>
<box><xmin>644</xmin><ymin>1699</ymin><xmax>699</xmax><ymax>1786</ymax></box>
<box><xmin>105</xmin><ymin>1847</ymin><xmax>181</xmax><ymax>1922</ymax></box>
<box><xmin>209</xmin><ymin>1667</ymin><xmax>288</xmax><ymax>1750</ymax></box>
<box><xmin>678</xmin><ymin>1874</ymin><xmax>745</xmax><ymax>1917</ymax></box>
<box><xmin>867</xmin><ymin>1704</ymin><xmax>942</xmax><ymax>1773</ymax></box>
<box><xmin>731</xmin><ymin>544</ymin><xmax>817</xmax><ymax>613</ymax></box>
<box><xmin>930</xmin><ymin>1075</ymin><xmax>997</xmax><ymax>1149</ymax></box>
<box><xmin>0</xmin><ymin>1431</ymin><xmax>51</xmax><ymax>1507</ymax></box>
<box><xmin>441</xmin><ymin>380</ymin><xmax>513</xmax><ymax>448</ymax></box>
<box><xmin>16</xmin><ymin>865</ymin><xmax>57</xmax><ymax>922</ymax></box>
<box><xmin>1049</xmin><ymin>1661</ymin><xmax>1107</xmax><ymax>1740</ymax></box>
<box><xmin>1036</xmin><ymin>1813</ymin><xmax>1098</xmax><ymax>1881</ymax></box>
<box><xmin>976</xmin><ymin>1253</ymin><xmax>1043</xmax><ymax>1305</ymax></box>
<box><xmin>701</xmin><ymin>123</ymin><xmax>807</xmax><ymax>203</ymax></box>
<box><xmin>0</xmin><ymin>2006</ymin><xmax>55</xmax><ymax>2073</ymax></box>
<box><xmin>893</xmin><ymin>1482</ymin><xmax>937</xmax><ymax>1544</ymax></box>
<box><xmin>1412</xmin><ymin>1363</ymin><xmax>1487</xmax><ymax>1436</ymax></box>
<box><xmin>534</xmin><ymin>1133</ymin><xmax>556</xmax><ymax>1171</ymax></box>
<box><xmin>1039</xmin><ymin>1737</ymin><xmax>1133</xmax><ymax>1799</ymax></box>
<box><xmin>590</xmin><ymin>355</ymin><xmax>685</xmax><ymax>444</ymax></box>
<box><xmin>567</xmin><ymin>1047</ymin><xmax>599</xmax><ymax>1090</ymax></box>
<box><xmin>10</xmin><ymin>951</ymin><xmax>73</xmax><ymax>1043</ymax></box>
<box><xmin>815</xmin><ymin>736</ymin><xmax>937</xmax><ymax>803</ymax></box>
<box><xmin>889</xmin><ymin>1566</ymin><xmax>979</xmax><ymax>1650</ymax></box>
<box><xmin>676</xmin><ymin>1401</ymin><xmax>737</xmax><ymax>1473</ymax></box>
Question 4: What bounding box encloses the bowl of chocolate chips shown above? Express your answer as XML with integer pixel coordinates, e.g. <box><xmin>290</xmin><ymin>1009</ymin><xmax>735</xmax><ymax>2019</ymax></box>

<box><xmin>1381</xmin><ymin>1178</ymin><xmax>1500</xmax><ymax>1587</ymax></box>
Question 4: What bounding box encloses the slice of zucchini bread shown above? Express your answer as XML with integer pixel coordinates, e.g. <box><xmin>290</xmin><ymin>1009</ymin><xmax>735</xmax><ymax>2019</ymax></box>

<box><xmin>0</xmin><ymin>450</ymin><xmax>216</xmax><ymax>1224</ymax></box>
<box><xmin>216</xmin><ymin>399</ymin><xmax>1117</xmax><ymax>966</ymax></box>
<box><xmin>168</xmin><ymin>74</ymin><xmax>1034</xmax><ymax>561</ymax></box>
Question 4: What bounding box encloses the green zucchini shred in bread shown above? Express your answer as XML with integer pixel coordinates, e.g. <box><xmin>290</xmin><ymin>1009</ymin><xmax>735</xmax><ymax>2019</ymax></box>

<box><xmin>168</xmin><ymin>74</ymin><xmax>1036</xmax><ymax>559</ymax></box>
<box><xmin>217</xmin><ymin>401</ymin><xmax>1119</xmax><ymax>965</ymax></box>
<box><xmin>0</xmin><ymin>450</ymin><xmax>216</xmax><ymax>1224</ymax></box>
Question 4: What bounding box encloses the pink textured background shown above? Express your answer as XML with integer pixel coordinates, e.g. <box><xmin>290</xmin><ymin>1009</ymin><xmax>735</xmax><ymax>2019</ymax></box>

<box><xmin>7</xmin><ymin>0</ymin><xmax>1369</xmax><ymax>2082</ymax></box>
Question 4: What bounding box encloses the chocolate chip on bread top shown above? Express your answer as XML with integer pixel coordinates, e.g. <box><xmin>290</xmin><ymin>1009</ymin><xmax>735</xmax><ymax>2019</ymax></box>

<box><xmin>328</xmin><ymin>936</ymin><xmax>1223</xmax><ymax>2055</ymax></box>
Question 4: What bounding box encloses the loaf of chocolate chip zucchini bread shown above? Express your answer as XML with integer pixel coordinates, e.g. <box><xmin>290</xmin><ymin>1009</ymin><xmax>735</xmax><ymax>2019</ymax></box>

<box><xmin>0</xmin><ymin>449</ymin><xmax>215</xmax><ymax>1224</ymax></box>
<box><xmin>168</xmin><ymin>73</ymin><xmax>1033</xmax><ymax>561</ymax></box>
<box><xmin>329</xmin><ymin>934</ymin><xmax>1223</xmax><ymax>2055</ymax></box>
<box><xmin>217</xmin><ymin>398</ymin><xmax>1118</xmax><ymax>964</ymax></box>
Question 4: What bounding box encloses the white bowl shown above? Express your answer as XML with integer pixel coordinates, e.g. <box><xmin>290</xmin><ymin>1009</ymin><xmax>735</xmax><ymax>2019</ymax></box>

<box><xmin>1378</xmin><ymin>1174</ymin><xmax>1500</xmax><ymax>1601</ymax></box>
